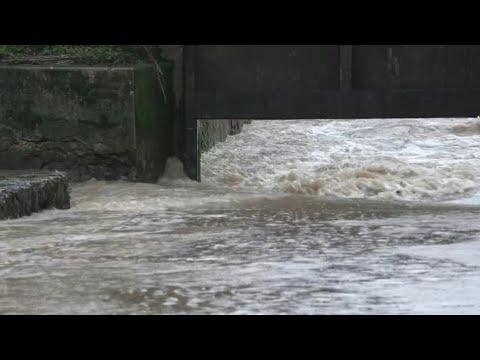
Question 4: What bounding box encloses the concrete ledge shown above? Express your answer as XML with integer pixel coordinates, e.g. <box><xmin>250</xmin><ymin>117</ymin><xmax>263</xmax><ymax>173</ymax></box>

<box><xmin>0</xmin><ymin>170</ymin><xmax>70</xmax><ymax>220</ymax></box>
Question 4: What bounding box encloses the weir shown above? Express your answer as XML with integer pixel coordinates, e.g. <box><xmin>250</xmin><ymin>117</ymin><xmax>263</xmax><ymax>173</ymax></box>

<box><xmin>2</xmin><ymin>45</ymin><xmax>480</xmax><ymax>211</ymax></box>
<box><xmin>182</xmin><ymin>45</ymin><xmax>480</xmax><ymax>181</ymax></box>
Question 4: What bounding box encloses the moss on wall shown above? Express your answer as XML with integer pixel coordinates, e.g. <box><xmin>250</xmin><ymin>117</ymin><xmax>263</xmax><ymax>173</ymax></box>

<box><xmin>0</xmin><ymin>64</ymin><xmax>174</xmax><ymax>183</ymax></box>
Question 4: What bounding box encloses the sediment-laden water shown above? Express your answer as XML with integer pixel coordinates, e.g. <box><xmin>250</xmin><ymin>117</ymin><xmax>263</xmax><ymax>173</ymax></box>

<box><xmin>1</xmin><ymin>118</ymin><xmax>480</xmax><ymax>314</ymax></box>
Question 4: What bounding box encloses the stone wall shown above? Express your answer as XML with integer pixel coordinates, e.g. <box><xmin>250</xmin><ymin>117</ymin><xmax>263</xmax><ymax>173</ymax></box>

<box><xmin>0</xmin><ymin>170</ymin><xmax>70</xmax><ymax>220</ymax></box>
<box><xmin>0</xmin><ymin>64</ymin><xmax>174</xmax><ymax>183</ymax></box>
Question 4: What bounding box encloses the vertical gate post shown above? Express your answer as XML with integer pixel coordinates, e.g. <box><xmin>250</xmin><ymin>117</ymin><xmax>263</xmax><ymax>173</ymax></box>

<box><xmin>339</xmin><ymin>45</ymin><xmax>353</xmax><ymax>117</ymax></box>
<box><xmin>339</xmin><ymin>45</ymin><xmax>353</xmax><ymax>90</ymax></box>
<box><xmin>183</xmin><ymin>45</ymin><xmax>200</xmax><ymax>181</ymax></box>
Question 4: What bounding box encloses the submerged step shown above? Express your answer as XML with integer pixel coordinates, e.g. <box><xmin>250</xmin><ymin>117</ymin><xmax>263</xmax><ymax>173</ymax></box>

<box><xmin>0</xmin><ymin>170</ymin><xmax>70</xmax><ymax>220</ymax></box>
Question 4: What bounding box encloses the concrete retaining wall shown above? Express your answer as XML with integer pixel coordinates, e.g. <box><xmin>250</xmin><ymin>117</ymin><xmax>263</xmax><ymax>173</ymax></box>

<box><xmin>0</xmin><ymin>64</ymin><xmax>174</xmax><ymax>183</ymax></box>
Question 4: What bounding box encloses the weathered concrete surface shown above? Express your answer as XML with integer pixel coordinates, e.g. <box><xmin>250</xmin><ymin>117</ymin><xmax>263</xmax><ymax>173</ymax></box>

<box><xmin>0</xmin><ymin>170</ymin><xmax>70</xmax><ymax>220</ymax></box>
<box><xmin>0</xmin><ymin>64</ymin><xmax>174</xmax><ymax>183</ymax></box>
<box><xmin>157</xmin><ymin>46</ymin><xmax>183</xmax><ymax>109</ymax></box>
<box><xmin>156</xmin><ymin>46</ymin><xmax>185</xmax><ymax>163</ymax></box>
<box><xmin>198</xmin><ymin>120</ymin><xmax>250</xmax><ymax>154</ymax></box>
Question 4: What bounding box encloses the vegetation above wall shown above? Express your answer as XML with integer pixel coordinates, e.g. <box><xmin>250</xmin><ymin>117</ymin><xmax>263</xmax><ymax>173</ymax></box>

<box><xmin>0</xmin><ymin>45</ymin><xmax>164</xmax><ymax>66</ymax></box>
<box><xmin>0</xmin><ymin>45</ymin><xmax>170</xmax><ymax>103</ymax></box>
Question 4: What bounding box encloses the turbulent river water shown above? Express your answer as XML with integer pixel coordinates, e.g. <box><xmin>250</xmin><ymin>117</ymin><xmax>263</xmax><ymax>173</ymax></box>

<box><xmin>1</xmin><ymin>118</ymin><xmax>480</xmax><ymax>314</ymax></box>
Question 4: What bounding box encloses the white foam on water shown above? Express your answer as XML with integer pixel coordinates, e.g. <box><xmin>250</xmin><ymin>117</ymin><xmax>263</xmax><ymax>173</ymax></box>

<box><xmin>201</xmin><ymin>118</ymin><xmax>480</xmax><ymax>204</ymax></box>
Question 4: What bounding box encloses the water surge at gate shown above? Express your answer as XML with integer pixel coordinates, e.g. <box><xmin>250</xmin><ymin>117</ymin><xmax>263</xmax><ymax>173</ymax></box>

<box><xmin>200</xmin><ymin>118</ymin><xmax>480</xmax><ymax>204</ymax></box>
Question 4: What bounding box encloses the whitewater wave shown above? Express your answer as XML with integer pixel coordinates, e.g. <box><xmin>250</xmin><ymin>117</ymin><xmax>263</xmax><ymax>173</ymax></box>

<box><xmin>200</xmin><ymin>118</ymin><xmax>480</xmax><ymax>203</ymax></box>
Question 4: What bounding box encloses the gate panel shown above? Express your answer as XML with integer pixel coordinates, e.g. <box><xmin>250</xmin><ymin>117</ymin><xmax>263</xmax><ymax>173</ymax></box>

<box><xmin>192</xmin><ymin>45</ymin><xmax>341</xmax><ymax>120</ymax></box>
<box><xmin>183</xmin><ymin>45</ymin><xmax>480</xmax><ymax>180</ymax></box>
<box><xmin>352</xmin><ymin>45</ymin><xmax>480</xmax><ymax>90</ymax></box>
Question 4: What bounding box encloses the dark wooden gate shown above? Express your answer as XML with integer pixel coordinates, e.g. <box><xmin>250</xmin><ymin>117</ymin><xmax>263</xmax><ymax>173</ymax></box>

<box><xmin>183</xmin><ymin>45</ymin><xmax>480</xmax><ymax>180</ymax></box>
